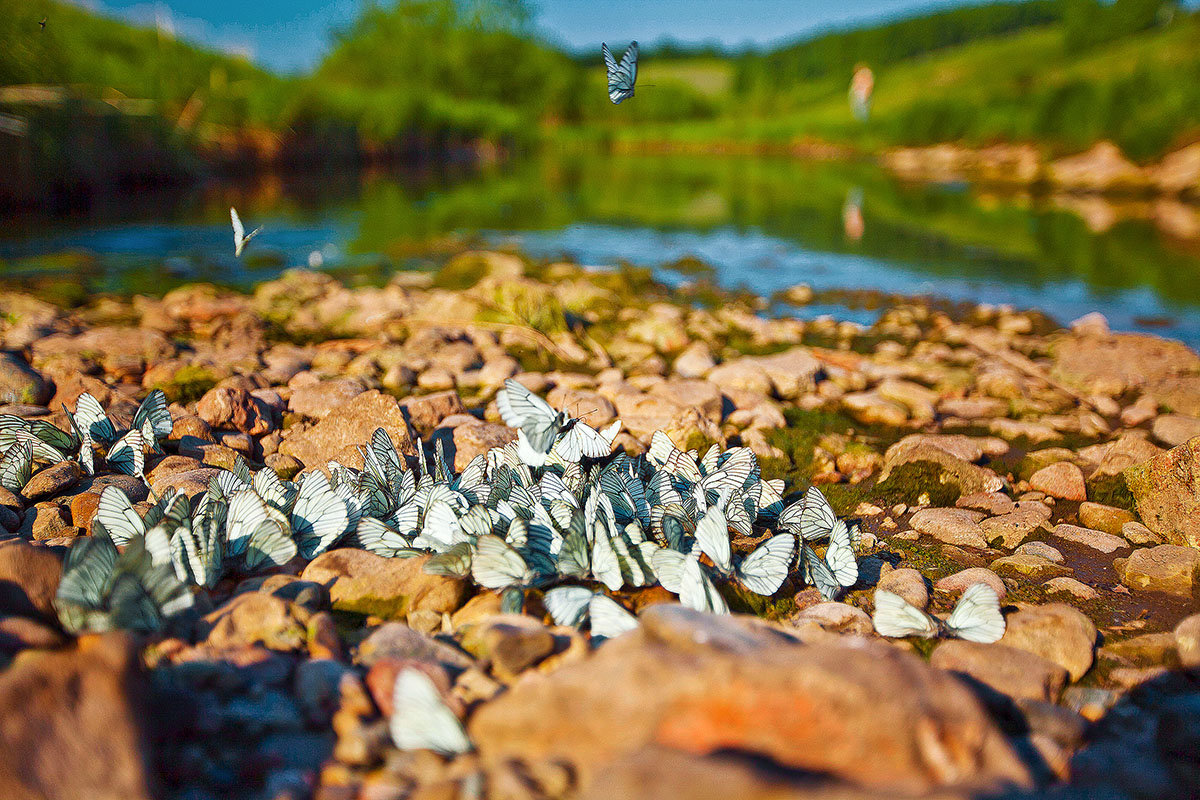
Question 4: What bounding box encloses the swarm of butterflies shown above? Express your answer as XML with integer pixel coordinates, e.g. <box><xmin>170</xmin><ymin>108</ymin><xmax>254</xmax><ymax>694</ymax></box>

<box><xmin>21</xmin><ymin>380</ymin><xmax>1006</xmax><ymax>752</ymax></box>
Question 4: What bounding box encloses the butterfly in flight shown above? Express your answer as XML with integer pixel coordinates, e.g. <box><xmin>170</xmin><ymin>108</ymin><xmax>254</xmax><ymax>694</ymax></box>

<box><xmin>602</xmin><ymin>41</ymin><xmax>638</xmax><ymax>104</ymax></box>
<box><xmin>230</xmin><ymin>207</ymin><xmax>261</xmax><ymax>257</ymax></box>
<box><xmin>497</xmin><ymin>379</ymin><xmax>617</xmax><ymax>466</ymax></box>
<box><xmin>39</xmin><ymin>17</ymin><xmax>47</xmax><ymax>30</ymax></box>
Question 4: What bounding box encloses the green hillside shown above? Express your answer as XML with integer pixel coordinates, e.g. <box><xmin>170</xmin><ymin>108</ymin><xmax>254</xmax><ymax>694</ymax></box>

<box><xmin>596</xmin><ymin>0</ymin><xmax>1200</xmax><ymax>161</ymax></box>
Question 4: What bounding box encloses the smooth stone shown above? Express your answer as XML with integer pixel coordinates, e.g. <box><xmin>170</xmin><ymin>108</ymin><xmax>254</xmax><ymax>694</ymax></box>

<box><xmin>301</xmin><ymin>548</ymin><xmax>469</xmax><ymax>620</ymax></box>
<box><xmin>980</xmin><ymin>508</ymin><xmax>1050</xmax><ymax>550</ymax></box>
<box><xmin>1118</xmin><ymin>545</ymin><xmax>1200</xmax><ymax>596</ymax></box>
<box><xmin>1000</xmin><ymin>604</ymin><xmax>1097</xmax><ymax>682</ymax></box>
<box><xmin>1050</xmin><ymin>523</ymin><xmax>1128</xmax><ymax>554</ymax></box>
<box><xmin>1028</xmin><ymin>462</ymin><xmax>1087</xmax><ymax>502</ymax></box>
<box><xmin>934</xmin><ymin>568</ymin><xmax>1006</xmax><ymax>599</ymax></box>
<box><xmin>875</xmin><ymin>568</ymin><xmax>929</xmax><ymax>609</ymax></box>
<box><xmin>1078</xmin><ymin>502</ymin><xmax>1136</xmax><ymax>537</ymax></box>
<box><xmin>909</xmin><ymin>508</ymin><xmax>988</xmax><ymax>548</ymax></box>
<box><xmin>1042</xmin><ymin>577</ymin><xmax>1099</xmax><ymax>601</ymax></box>
<box><xmin>1014</xmin><ymin>541</ymin><xmax>1064</xmax><ymax>563</ymax></box>
<box><xmin>989</xmin><ymin>554</ymin><xmax>1073</xmax><ymax>582</ymax></box>
<box><xmin>931</xmin><ymin>640</ymin><xmax>1069</xmax><ymax>702</ymax></box>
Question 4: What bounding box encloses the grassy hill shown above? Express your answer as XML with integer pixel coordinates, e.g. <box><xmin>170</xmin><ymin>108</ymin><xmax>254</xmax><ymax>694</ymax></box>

<box><xmin>590</xmin><ymin>1</ymin><xmax>1200</xmax><ymax>162</ymax></box>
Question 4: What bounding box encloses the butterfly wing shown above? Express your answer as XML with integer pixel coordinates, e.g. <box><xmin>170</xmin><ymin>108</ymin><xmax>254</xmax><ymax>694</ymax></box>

<box><xmin>604</xmin><ymin>41</ymin><xmax>638</xmax><ymax>103</ymax></box>
<box><xmin>801</xmin><ymin>543</ymin><xmax>841</xmax><ymax>601</ymax></box>
<box><xmin>471</xmin><ymin>534</ymin><xmax>531</xmax><ymax>589</ymax></box>
<box><xmin>590</xmin><ymin>521</ymin><xmax>623</xmax><ymax>591</ymax></box>
<box><xmin>825</xmin><ymin>519</ymin><xmax>859</xmax><ymax>588</ymax></box>
<box><xmin>389</xmin><ymin>668</ymin><xmax>471</xmax><ymax>755</ymax></box>
<box><xmin>543</xmin><ymin>585</ymin><xmax>593</xmax><ymax>628</ymax></box>
<box><xmin>872</xmin><ymin>589</ymin><xmax>939</xmax><ymax>639</ymax></box>
<box><xmin>75</xmin><ymin>393</ymin><xmax>117</xmax><ymax>444</ymax></box>
<box><xmin>290</xmin><ymin>471</ymin><xmax>350</xmax><ymax>559</ymax></box>
<box><xmin>693</xmin><ymin>505</ymin><xmax>731</xmax><ymax>574</ymax></box>
<box><xmin>423</xmin><ymin>541</ymin><xmax>474</xmax><ymax>578</ymax></box>
<box><xmin>798</xmin><ymin>486</ymin><xmax>837</xmax><ymax>541</ymax></box>
<box><xmin>588</xmin><ymin>594</ymin><xmax>639</xmax><ymax>640</ymax></box>
<box><xmin>735</xmin><ymin>533</ymin><xmax>795</xmax><ymax>596</ymax></box>
<box><xmin>106</xmin><ymin>429</ymin><xmax>145</xmax><ymax>477</ymax></box>
<box><xmin>679</xmin><ymin>555</ymin><xmax>729</xmax><ymax>615</ymax></box>
<box><xmin>243</xmin><ymin>518</ymin><xmax>298</xmax><ymax>572</ymax></box>
<box><xmin>944</xmin><ymin>583</ymin><xmax>1005</xmax><ymax>644</ymax></box>
<box><xmin>0</xmin><ymin>438</ymin><xmax>33</xmax><ymax>493</ymax></box>
<box><xmin>555</xmin><ymin>421</ymin><xmax>613</xmax><ymax>462</ymax></box>
<box><xmin>131</xmin><ymin>389</ymin><xmax>173</xmax><ymax>440</ymax></box>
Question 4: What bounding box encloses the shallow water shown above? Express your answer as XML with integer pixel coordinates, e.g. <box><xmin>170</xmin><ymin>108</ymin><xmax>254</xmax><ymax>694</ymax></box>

<box><xmin>2</xmin><ymin>152</ymin><xmax>1199</xmax><ymax>346</ymax></box>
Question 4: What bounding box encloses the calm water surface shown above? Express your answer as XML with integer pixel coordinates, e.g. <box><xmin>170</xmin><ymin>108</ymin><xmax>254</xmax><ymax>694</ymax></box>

<box><xmin>2</xmin><ymin>153</ymin><xmax>1199</xmax><ymax>346</ymax></box>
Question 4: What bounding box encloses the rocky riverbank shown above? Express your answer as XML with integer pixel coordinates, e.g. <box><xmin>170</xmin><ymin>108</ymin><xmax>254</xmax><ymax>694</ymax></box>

<box><xmin>0</xmin><ymin>250</ymin><xmax>1198</xmax><ymax>799</ymax></box>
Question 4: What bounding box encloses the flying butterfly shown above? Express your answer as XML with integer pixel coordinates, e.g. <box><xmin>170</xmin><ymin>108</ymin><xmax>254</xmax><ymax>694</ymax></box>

<box><xmin>230</xmin><ymin>207</ymin><xmax>262</xmax><ymax>257</ymax></box>
<box><xmin>602</xmin><ymin>41</ymin><xmax>638</xmax><ymax>104</ymax></box>
<box><xmin>497</xmin><ymin>379</ymin><xmax>614</xmax><ymax>467</ymax></box>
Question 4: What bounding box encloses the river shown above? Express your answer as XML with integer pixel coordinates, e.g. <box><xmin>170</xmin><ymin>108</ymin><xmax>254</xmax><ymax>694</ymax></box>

<box><xmin>2</xmin><ymin>152</ymin><xmax>1198</xmax><ymax>347</ymax></box>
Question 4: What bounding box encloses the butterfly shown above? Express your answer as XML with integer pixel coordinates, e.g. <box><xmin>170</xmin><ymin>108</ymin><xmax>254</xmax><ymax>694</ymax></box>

<box><xmin>0</xmin><ymin>437</ymin><xmax>33</xmax><ymax>493</ymax></box>
<box><xmin>650</xmin><ymin>547</ymin><xmax>729</xmax><ymax>615</ymax></box>
<box><xmin>497</xmin><ymin>379</ymin><xmax>614</xmax><ymax>467</ymax></box>
<box><xmin>872</xmin><ymin>583</ymin><xmax>1005</xmax><ymax>644</ymax></box>
<box><xmin>389</xmin><ymin>668</ymin><xmax>471</xmax><ymax>755</ymax></box>
<box><xmin>799</xmin><ymin>516</ymin><xmax>858</xmax><ymax>600</ymax></box>
<box><xmin>64</xmin><ymin>390</ymin><xmax>171</xmax><ymax>453</ymax></box>
<box><xmin>0</xmin><ymin>416</ymin><xmax>69</xmax><ymax>463</ymax></box>
<box><xmin>543</xmin><ymin>586</ymin><xmax>639</xmax><ymax>640</ymax></box>
<box><xmin>56</xmin><ymin>527</ymin><xmax>194</xmax><ymax>634</ymax></box>
<box><xmin>230</xmin><ymin>207</ymin><xmax>262</xmax><ymax>257</ymax></box>
<box><xmin>602</xmin><ymin>41</ymin><xmax>638</xmax><ymax>104</ymax></box>
<box><xmin>290</xmin><ymin>471</ymin><xmax>350</xmax><ymax>559</ymax></box>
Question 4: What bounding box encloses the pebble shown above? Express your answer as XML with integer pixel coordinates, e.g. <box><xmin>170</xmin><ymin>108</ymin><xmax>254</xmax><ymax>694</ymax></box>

<box><xmin>1014</xmin><ymin>541</ymin><xmax>1064</xmax><ymax>563</ymax></box>
<box><xmin>1050</xmin><ymin>523</ymin><xmax>1128</xmax><ymax>554</ymax></box>
<box><xmin>1000</xmin><ymin>604</ymin><xmax>1097</xmax><ymax>681</ymax></box>
<box><xmin>908</xmin><ymin>508</ymin><xmax>987</xmax><ymax>548</ymax></box>
<box><xmin>933</xmin><ymin>567</ymin><xmax>1006</xmax><ymax>599</ymax></box>
<box><xmin>1042</xmin><ymin>577</ymin><xmax>1099</xmax><ymax>601</ymax></box>
<box><xmin>1028</xmin><ymin>462</ymin><xmax>1087</xmax><ymax>501</ymax></box>
<box><xmin>1118</xmin><ymin>545</ymin><xmax>1200</xmax><ymax>596</ymax></box>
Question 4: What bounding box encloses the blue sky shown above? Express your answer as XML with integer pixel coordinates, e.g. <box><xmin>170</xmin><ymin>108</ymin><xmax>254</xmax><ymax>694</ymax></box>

<box><xmin>83</xmin><ymin>0</ymin><xmax>1018</xmax><ymax>72</ymax></box>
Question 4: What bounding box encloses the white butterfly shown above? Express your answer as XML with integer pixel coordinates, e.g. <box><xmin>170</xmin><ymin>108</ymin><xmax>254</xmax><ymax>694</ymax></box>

<box><xmin>389</xmin><ymin>668</ymin><xmax>471</xmax><ymax>755</ymax></box>
<box><xmin>650</xmin><ymin>547</ymin><xmax>728</xmax><ymax>615</ymax></box>
<box><xmin>544</xmin><ymin>586</ymin><xmax>639</xmax><ymax>640</ymax></box>
<box><xmin>498</xmin><ymin>380</ymin><xmax>614</xmax><ymax>466</ymax></box>
<box><xmin>780</xmin><ymin>485</ymin><xmax>837</xmax><ymax>541</ymax></box>
<box><xmin>602</xmin><ymin>41</ymin><xmax>638</xmax><ymax>104</ymax></box>
<box><xmin>800</xmin><ymin>517</ymin><xmax>858</xmax><ymax>600</ymax></box>
<box><xmin>470</xmin><ymin>534</ymin><xmax>533</xmax><ymax>590</ymax></box>
<box><xmin>0</xmin><ymin>437</ymin><xmax>32</xmax><ymax>493</ymax></box>
<box><xmin>230</xmin><ymin>207</ymin><xmax>261</xmax><ymax>257</ymax></box>
<box><xmin>290</xmin><ymin>471</ymin><xmax>350</xmax><ymax>559</ymax></box>
<box><xmin>872</xmin><ymin>583</ymin><xmax>1005</xmax><ymax>644</ymax></box>
<box><xmin>106</xmin><ymin>429</ymin><xmax>145</xmax><ymax>478</ymax></box>
<box><xmin>734</xmin><ymin>533</ymin><xmax>795</xmax><ymax>596</ymax></box>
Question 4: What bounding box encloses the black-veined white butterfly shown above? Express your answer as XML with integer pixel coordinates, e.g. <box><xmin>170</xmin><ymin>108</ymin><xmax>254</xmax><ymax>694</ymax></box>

<box><xmin>543</xmin><ymin>586</ymin><xmax>639</xmax><ymax>640</ymax></box>
<box><xmin>602</xmin><ymin>41</ymin><xmax>638</xmax><ymax>104</ymax></box>
<box><xmin>872</xmin><ymin>583</ymin><xmax>1005</xmax><ymax>644</ymax></box>
<box><xmin>230</xmin><ymin>207</ymin><xmax>262</xmax><ymax>257</ymax></box>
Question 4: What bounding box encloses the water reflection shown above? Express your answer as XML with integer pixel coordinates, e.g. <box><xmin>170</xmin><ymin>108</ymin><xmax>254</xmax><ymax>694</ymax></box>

<box><xmin>0</xmin><ymin>152</ymin><xmax>1198</xmax><ymax>345</ymax></box>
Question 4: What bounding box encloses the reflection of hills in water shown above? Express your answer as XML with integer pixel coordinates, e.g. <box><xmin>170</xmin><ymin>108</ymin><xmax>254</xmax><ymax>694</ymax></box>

<box><xmin>0</xmin><ymin>153</ymin><xmax>1198</xmax><ymax>343</ymax></box>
